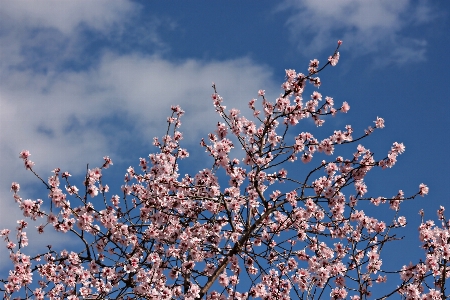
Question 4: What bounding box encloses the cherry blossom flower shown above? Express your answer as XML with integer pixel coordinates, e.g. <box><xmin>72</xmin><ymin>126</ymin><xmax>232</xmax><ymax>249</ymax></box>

<box><xmin>19</xmin><ymin>150</ymin><xmax>30</xmax><ymax>160</ymax></box>
<box><xmin>341</xmin><ymin>101</ymin><xmax>350</xmax><ymax>113</ymax></box>
<box><xmin>419</xmin><ymin>183</ymin><xmax>429</xmax><ymax>196</ymax></box>
<box><xmin>328</xmin><ymin>52</ymin><xmax>340</xmax><ymax>66</ymax></box>
<box><xmin>374</xmin><ymin>116</ymin><xmax>385</xmax><ymax>128</ymax></box>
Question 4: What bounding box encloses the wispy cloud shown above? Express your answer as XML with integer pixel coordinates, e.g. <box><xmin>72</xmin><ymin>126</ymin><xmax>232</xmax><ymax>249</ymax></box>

<box><xmin>0</xmin><ymin>1</ymin><xmax>274</xmax><ymax>172</ymax></box>
<box><xmin>279</xmin><ymin>0</ymin><xmax>435</xmax><ymax>66</ymax></box>
<box><xmin>0</xmin><ymin>0</ymin><xmax>137</xmax><ymax>35</ymax></box>
<box><xmin>0</xmin><ymin>1</ymin><xmax>278</xmax><ymax>266</ymax></box>
<box><xmin>0</xmin><ymin>0</ymin><xmax>176</xmax><ymax>73</ymax></box>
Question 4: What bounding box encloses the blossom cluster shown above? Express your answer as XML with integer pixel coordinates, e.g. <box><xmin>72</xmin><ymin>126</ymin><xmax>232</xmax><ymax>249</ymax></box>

<box><xmin>1</xmin><ymin>41</ymin><xmax>447</xmax><ymax>300</ymax></box>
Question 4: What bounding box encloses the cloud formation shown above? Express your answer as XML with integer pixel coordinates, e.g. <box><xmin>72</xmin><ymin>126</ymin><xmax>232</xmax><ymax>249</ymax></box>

<box><xmin>0</xmin><ymin>0</ymin><xmax>137</xmax><ymax>35</ymax></box>
<box><xmin>280</xmin><ymin>0</ymin><xmax>434</xmax><ymax>66</ymax></box>
<box><xmin>0</xmin><ymin>1</ymin><xmax>277</xmax><ymax>268</ymax></box>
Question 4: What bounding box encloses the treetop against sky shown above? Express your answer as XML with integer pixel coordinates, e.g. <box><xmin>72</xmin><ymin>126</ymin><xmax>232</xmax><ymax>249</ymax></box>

<box><xmin>0</xmin><ymin>1</ymin><xmax>449</xmax><ymax>299</ymax></box>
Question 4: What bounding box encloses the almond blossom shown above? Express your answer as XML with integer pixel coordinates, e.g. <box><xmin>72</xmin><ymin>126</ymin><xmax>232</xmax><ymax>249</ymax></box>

<box><xmin>1</xmin><ymin>41</ymin><xmax>447</xmax><ymax>300</ymax></box>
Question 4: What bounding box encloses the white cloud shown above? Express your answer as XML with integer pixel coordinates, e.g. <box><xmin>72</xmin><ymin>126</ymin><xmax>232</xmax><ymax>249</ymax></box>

<box><xmin>0</xmin><ymin>0</ymin><xmax>173</xmax><ymax>73</ymax></box>
<box><xmin>95</xmin><ymin>53</ymin><xmax>276</xmax><ymax>141</ymax></box>
<box><xmin>0</xmin><ymin>0</ymin><xmax>138</xmax><ymax>35</ymax></box>
<box><xmin>280</xmin><ymin>0</ymin><xmax>434</xmax><ymax>65</ymax></box>
<box><xmin>0</xmin><ymin>54</ymin><xmax>275</xmax><ymax>173</ymax></box>
<box><xmin>0</xmin><ymin>54</ymin><xmax>276</xmax><ymax>270</ymax></box>
<box><xmin>0</xmin><ymin>1</ymin><xmax>280</xmax><ymax>271</ymax></box>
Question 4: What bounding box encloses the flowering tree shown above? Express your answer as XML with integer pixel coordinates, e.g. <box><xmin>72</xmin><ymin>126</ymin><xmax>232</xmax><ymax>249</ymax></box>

<box><xmin>1</xmin><ymin>41</ymin><xmax>448</xmax><ymax>300</ymax></box>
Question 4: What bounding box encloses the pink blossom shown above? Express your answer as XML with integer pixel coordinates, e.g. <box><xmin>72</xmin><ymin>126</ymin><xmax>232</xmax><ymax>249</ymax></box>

<box><xmin>10</xmin><ymin>182</ymin><xmax>20</xmax><ymax>193</ymax></box>
<box><xmin>328</xmin><ymin>52</ymin><xmax>340</xmax><ymax>66</ymax></box>
<box><xmin>340</xmin><ymin>101</ymin><xmax>350</xmax><ymax>113</ymax></box>
<box><xmin>24</xmin><ymin>159</ymin><xmax>35</xmax><ymax>170</ymax></box>
<box><xmin>330</xmin><ymin>287</ymin><xmax>348</xmax><ymax>299</ymax></box>
<box><xmin>102</xmin><ymin>156</ymin><xmax>113</xmax><ymax>168</ymax></box>
<box><xmin>419</xmin><ymin>183</ymin><xmax>429</xmax><ymax>196</ymax></box>
<box><xmin>1</xmin><ymin>42</ymin><xmax>441</xmax><ymax>300</ymax></box>
<box><xmin>19</xmin><ymin>150</ymin><xmax>30</xmax><ymax>160</ymax></box>
<box><xmin>374</xmin><ymin>116</ymin><xmax>385</xmax><ymax>128</ymax></box>
<box><xmin>398</xmin><ymin>216</ymin><xmax>407</xmax><ymax>226</ymax></box>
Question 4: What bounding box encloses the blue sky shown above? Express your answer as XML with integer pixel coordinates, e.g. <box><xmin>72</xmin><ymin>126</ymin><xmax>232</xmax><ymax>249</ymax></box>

<box><xmin>0</xmin><ymin>0</ymin><xmax>449</xmax><ymax>293</ymax></box>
